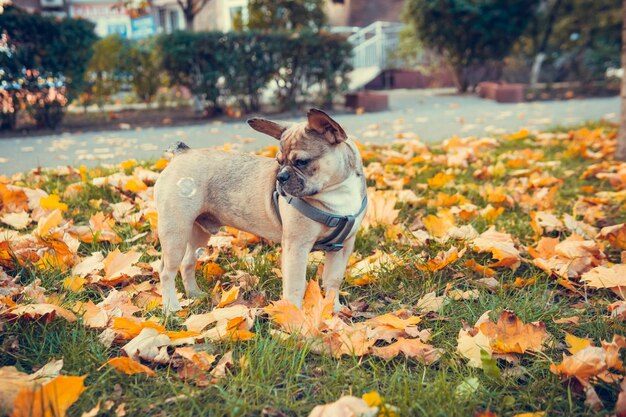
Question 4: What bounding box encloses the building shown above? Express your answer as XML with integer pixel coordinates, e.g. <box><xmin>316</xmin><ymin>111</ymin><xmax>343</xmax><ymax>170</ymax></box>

<box><xmin>325</xmin><ymin>0</ymin><xmax>404</xmax><ymax>28</ymax></box>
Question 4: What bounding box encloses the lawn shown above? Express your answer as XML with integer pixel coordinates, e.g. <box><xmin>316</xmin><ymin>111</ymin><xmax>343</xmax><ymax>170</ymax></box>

<box><xmin>1</xmin><ymin>123</ymin><xmax>626</xmax><ymax>417</ymax></box>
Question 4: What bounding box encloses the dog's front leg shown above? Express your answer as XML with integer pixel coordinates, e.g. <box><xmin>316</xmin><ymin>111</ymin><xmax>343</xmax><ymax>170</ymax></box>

<box><xmin>321</xmin><ymin>235</ymin><xmax>355</xmax><ymax>311</ymax></box>
<box><xmin>281</xmin><ymin>236</ymin><xmax>314</xmax><ymax>309</ymax></box>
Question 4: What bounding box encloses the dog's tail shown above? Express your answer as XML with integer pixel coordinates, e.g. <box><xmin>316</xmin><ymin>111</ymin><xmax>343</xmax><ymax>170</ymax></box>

<box><xmin>167</xmin><ymin>141</ymin><xmax>190</xmax><ymax>156</ymax></box>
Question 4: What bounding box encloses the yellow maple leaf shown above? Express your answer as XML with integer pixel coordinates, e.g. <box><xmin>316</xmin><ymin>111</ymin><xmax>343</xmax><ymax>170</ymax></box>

<box><xmin>39</xmin><ymin>194</ymin><xmax>68</xmax><ymax>212</ymax></box>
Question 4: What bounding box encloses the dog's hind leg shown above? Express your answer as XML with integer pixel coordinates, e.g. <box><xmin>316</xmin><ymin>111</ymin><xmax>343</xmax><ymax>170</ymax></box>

<box><xmin>180</xmin><ymin>223</ymin><xmax>211</xmax><ymax>298</ymax></box>
<box><xmin>158</xmin><ymin>222</ymin><xmax>193</xmax><ymax>312</ymax></box>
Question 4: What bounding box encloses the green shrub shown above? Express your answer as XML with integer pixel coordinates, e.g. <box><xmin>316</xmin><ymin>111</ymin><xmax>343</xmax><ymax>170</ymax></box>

<box><xmin>273</xmin><ymin>31</ymin><xmax>352</xmax><ymax>109</ymax></box>
<box><xmin>86</xmin><ymin>35</ymin><xmax>128</xmax><ymax>109</ymax></box>
<box><xmin>158</xmin><ymin>31</ymin><xmax>226</xmax><ymax>110</ymax></box>
<box><xmin>0</xmin><ymin>5</ymin><xmax>96</xmax><ymax>129</ymax></box>
<box><xmin>158</xmin><ymin>30</ymin><xmax>352</xmax><ymax>112</ymax></box>
<box><xmin>122</xmin><ymin>38</ymin><xmax>163</xmax><ymax>105</ymax></box>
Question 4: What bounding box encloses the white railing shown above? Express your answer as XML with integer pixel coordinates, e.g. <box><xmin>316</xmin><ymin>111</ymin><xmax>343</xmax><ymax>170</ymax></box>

<box><xmin>348</xmin><ymin>21</ymin><xmax>403</xmax><ymax>69</ymax></box>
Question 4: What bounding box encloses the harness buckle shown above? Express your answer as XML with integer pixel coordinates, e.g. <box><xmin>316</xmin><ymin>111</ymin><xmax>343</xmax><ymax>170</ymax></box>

<box><xmin>315</xmin><ymin>242</ymin><xmax>344</xmax><ymax>251</ymax></box>
<box><xmin>325</xmin><ymin>217</ymin><xmax>342</xmax><ymax>227</ymax></box>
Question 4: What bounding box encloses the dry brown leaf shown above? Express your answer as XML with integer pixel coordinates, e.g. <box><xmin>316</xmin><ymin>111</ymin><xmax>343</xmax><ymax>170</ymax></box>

<box><xmin>551</xmin><ymin>335</ymin><xmax>625</xmax><ymax>382</ymax></box>
<box><xmin>597</xmin><ymin>223</ymin><xmax>626</xmax><ymax>250</ymax></box>
<box><xmin>581</xmin><ymin>264</ymin><xmax>626</xmax><ymax>295</ymax></box>
<box><xmin>472</xmin><ymin>227</ymin><xmax>521</xmax><ymax>270</ymax></box>
<box><xmin>372</xmin><ymin>337</ymin><xmax>441</xmax><ymax>363</ymax></box>
<box><xmin>210</xmin><ymin>351</ymin><xmax>233</xmax><ymax>382</ymax></box>
<box><xmin>7</xmin><ymin>304</ymin><xmax>77</xmax><ymax>323</ymax></box>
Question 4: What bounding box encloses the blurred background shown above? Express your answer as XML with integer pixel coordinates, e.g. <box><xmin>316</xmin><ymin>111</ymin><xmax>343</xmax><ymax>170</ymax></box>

<box><xmin>0</xmin><ymin>0</ymin><xmax>621</xmax><ymax>134</ymax></box>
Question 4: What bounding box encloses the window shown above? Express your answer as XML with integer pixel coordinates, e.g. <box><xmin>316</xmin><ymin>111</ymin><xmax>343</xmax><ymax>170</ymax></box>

<box><xmin>169</xmin><ymin>9</ymin><xmax>179</xmax><ymax>31</ymax></box>
<box><xmin>158</xmin><ymin>9</ymin><xmax>167</xmax><ymax>32</ymax></box>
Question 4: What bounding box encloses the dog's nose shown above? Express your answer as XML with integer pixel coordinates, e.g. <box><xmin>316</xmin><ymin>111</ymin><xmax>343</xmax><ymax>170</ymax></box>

<box><xmin>277</xmin><ymin>169</ymin><xmax>290</xmax><ymax>183</ymax></box>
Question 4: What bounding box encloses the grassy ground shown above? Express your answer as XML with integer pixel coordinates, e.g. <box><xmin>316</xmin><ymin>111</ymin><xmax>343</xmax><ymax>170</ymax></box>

<box><xmin>1</xmin><ymin>122</ymin><xmax>626</xmax><ymax>417</ymax></box>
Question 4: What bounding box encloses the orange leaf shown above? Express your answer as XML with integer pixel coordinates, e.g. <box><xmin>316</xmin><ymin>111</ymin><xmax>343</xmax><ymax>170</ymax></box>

<box><xmin>11</xmin><ymin>375</ymin><xmax>86</xmax><ymax>417</ymax></box>
<box><xmin>422</xmin><ymin>211</ymin><xmax>455</xmax><ymax>238</ymax></box>
<box><xmin>104</xmin><ymin>357</ymin><xmax>156</xmax><ymax>377</ymax></box>
<box><xmin>478</xmin><ymin>310</ymin><xmax>549</xmax><ymax>354</ymax></box>
<box><xmin>112</xmin><ymin>317</ymin><xmax>165</xmax><ymax>340</ymax></box>
<box><xmin>216</xmin><ymin>286</ymin><xmax>240</xmax><ymax>308</ymax></box>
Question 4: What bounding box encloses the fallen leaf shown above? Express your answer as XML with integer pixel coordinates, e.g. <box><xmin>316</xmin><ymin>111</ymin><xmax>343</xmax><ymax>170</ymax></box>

<box><xmin>122</xmin><ymin>327</ymin><xmax>171</xmax><ymax>362</ymax></box>
<box><xmin>101</xmin><ymin>249</ymin><xmax>142</xmax><ymax>285</ymax></box>
<box><xmin>479</xmin><ymin>310</ymin><xmax>549</xmax><ymax>354</ymax></box>
<box><xmin>308</xmin><ymin>395</ymin><xmax>378</xmax><ymax>417</ymax></box>
<box><xmin>216</xmin><ymin>285</ymin><xmax>240</xmax><ymax>308</ymax></box>
<box><xmin>0</xmin><ymin>359</ymin><xmax>62</xmax><ymax>414</ymax></box>
<box><xmin>372</xmin><ymin>337</ymin><xmax>441</xmax><ymax>363</ymax></box>
<box><xmin>0</xmin><ymin>212</ymin><xmax>31</xmax><ymax>230</ymax></box>
<box><xmin>11</xmin><ymin>375</ymin><xmax>87</xmax><ymax>417</ymax></box>
<box><xmin>103</xmin><ymin>357</ymin><xmax>156</xmax><ymax>377</ymax></box>
<box><xmin>472</xmin><ymin>227</ymin><xmax>521</xmax><ymax>269</ymax></box>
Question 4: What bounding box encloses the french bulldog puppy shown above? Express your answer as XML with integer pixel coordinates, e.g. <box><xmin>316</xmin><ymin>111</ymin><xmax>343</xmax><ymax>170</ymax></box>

<box><xmin>154</xmin><ymin>109</ymin><xmax>367</xmax><ymax>312</ymax></box>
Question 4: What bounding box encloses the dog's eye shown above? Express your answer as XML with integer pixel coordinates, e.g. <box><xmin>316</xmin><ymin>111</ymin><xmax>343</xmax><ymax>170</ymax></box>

<box><xmin>294</xmin><ymin>158</ymin><xmax>311</xmax><ymax>168</ymax></box>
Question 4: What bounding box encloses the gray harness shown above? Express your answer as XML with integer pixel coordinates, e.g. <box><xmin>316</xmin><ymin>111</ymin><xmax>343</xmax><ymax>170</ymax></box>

<box><xmin>272</xmin><ymin>187</ymin><xmax>368</xmax><ymax>252</ymax></box>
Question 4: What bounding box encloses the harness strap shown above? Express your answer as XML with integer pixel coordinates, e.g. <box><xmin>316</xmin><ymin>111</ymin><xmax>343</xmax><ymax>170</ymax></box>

<box><xmin>272</xmin><ymin>189</ymin><xmax>367</xmax><ymax>252</ymax></box>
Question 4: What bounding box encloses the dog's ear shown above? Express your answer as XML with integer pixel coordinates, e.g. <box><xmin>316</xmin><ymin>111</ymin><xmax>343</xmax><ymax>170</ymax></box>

<box><xmin>247</xmin><ymin>118</ymin><xmax>286</xmax><ymax>140</ymax></box>
<box><xmin>307</xmin><ymin>108</ymin><xmax>347</xmax><ymax>144</ymax></box>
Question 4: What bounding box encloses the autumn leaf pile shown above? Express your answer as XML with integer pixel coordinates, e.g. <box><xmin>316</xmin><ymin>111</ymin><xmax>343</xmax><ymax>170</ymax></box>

<box><xmin>1</xmin><ymin>124</ymin><xmax>626</xmax><ymax>416</ymax></box>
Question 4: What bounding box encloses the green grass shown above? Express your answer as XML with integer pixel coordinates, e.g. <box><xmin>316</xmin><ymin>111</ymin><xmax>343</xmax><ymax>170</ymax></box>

<box><xmin>1</xmin><ymin>123</ymin><xmax>626</xmax><ymax>416</ymax></box>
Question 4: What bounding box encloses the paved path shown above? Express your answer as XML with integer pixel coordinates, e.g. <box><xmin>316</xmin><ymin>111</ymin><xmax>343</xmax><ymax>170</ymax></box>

<box><xmin>0</xmin><ymin>89</ymin><xmax>619</xmax><ymax>175</ymax></box>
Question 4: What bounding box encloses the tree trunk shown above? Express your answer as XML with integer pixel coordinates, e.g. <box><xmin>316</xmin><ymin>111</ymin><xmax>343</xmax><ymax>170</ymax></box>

<box><xmin>530</xmin><ymin>52</ymin><xmax>546</xmax><ymax>86</ymax></box>
<box><xmin>451</xmin><ymin>65</ymin><xmax>468</xmax><ymax>93</ymax></box>
<box><xmin>530</xmin><ymin>0</ymin><xmax>563</xmax><ymax>87</ymax></box>
<box><xmin>184</xmin><ymin>9</ymin><xmax>194</xmax><ymax>30</ymax></box>
<box><xmin>618</xmin><ymin>0</ymin><xmax>626</xmax><ymax>161</ymax></box>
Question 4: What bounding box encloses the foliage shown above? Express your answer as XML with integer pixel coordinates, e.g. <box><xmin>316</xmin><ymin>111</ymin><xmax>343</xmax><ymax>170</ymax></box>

<box><xmin>158</xmin><ymin>31</ymin><xmax>226</xmax><ymax>109</ymax></box>
<box><xmin>247</xmin><ymin>0</ymin><xmax>327</xmax><ymax>32</ymax></box>
<box><xmin>515</xmin><ymin>0</ymin><xmax>621</xmax><ymax>84</ymax></box>
<box><xmin>403</xmin><ymin>0</ymin><xmax>539</xmax><ymax>92</ymax></box>
<box><xmin>274</xmin><ymin>31</ymin><xmax>352</xmax><ymax>109</ymax></box>
<box><xmin>122</xmin><ymin>38</ymin><xmax>163</xmax><ymax>104</ymax></box>
<box><xmin>0</xmin><ymin>5</ymin><xmax>96</xmax><ymax>129</ymax></box>
<box><xmin>86</xmin><ymin>35</ymin><xmax>128</xmax><ymax>109</ymax></box>
<box><xmin>158</xmin><ymin>30</ymin><xmax>351</xmax><ymax>111</ymax></box>
<box><xmin>2</xmin><ymin>123</ymin><xmax>626</xmax><ymax>416</ymax></box>
<box><xmin>221</xmin><ymin>32</ymin><xmax>282</xmax><ymax>112</ymax></box>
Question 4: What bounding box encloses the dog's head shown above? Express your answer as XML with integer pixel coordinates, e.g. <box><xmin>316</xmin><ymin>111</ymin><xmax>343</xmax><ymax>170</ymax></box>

<box><xmin>248</xmin><ymin>109</ymin><xmax>353</xmax><ymax>198</ymax></box>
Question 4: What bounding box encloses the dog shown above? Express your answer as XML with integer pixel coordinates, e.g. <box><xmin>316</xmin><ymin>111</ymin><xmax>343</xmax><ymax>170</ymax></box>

<box><xmin>154</xmin><ymin>109</ymin><xmax>367</xmax><ymax>312</ymax></box>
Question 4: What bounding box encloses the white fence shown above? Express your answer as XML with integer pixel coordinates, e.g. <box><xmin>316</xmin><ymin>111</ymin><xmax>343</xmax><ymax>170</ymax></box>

<box><xmin>347</xmin><ymin>21</ymin><xmax>403</xmax><ymax>69</ymax></box>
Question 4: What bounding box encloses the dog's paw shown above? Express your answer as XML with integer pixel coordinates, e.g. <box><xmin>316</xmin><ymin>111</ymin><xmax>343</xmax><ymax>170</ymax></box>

<box><xmin>186</xmin><ymin>288</ymin><xmax>206</xmax><ymax>299</ymax></box>
<box><xmin>163</xmin><ymin>296</ymin><xmax>182</xmax><ymax>313</ymax></box>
